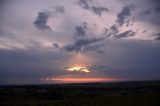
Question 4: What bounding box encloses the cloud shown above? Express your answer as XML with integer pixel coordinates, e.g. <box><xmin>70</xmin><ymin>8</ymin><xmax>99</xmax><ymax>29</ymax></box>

<box><xmin>34</xmin><ymin>11</ymin><xmax>51</xmax><ymax>30</ymax></box>
<box><xmin>109</xmin><ymin>24</ymin><xmax>119</xmax><ymax>35</ymax></box>
<box><xmin>74</xmin><ymin>23</ymin><xmax>87</xmax><ymax>37</ymax></box>
<box><xmin>154</xmin><ymin>33</ymin><xmax>160</xmax><ymax>40</ymax></box>
<box><xmin>53</xmin><ymin>43</ymin><xmax>59</xmax><ymax>48</ymax></box>
<box><xmin>54</xmin><ymin>6</ymin><xmax>65</xmax><ymax>13</ymax></box>
<box><xmin>139</xmin><ymin>9</ymin><xmax>151</xmax><ymax>16</ymax></box>
<box><xmin>1</xmin><ymin>0</ymin><xmax>160</xmax><ymax>85</ymax></box>
<box><xmin>77</xmin><ymin>0</ymin><xmax>109</xmax><ymax>16</ymax></box>
<box><xmin>0</xmin><ymin>48</ymin><xmax>70</xmax><ymax>85</ymax></box>
<box><xmin>91</xmin><ymin>39</ymin><xmax>160</xmax><ymax>80</ymax></box>
<box><xmin>75</xmin><ymin>26</ymin><xmax>86</xmax><ymax>36</ymax></box>
<box><xmin>116</xmin><ymin>4</ymin><xmax>135</xmax><ymax>27</ymax></box>
<box><xmin>78</xmin><ymin>0</ymin><xmax>90</xmax><ymax>9</ymax></box>
<box><xmin>114</xmin><ymin>30</ymin><xmax>136</xmax><ymax>39</ymax></box>
<box><xmin>105</xmin><ymin>24</ymin><xmax>119</xmax><ymax>38</ymax></box>
<box><xmin>84</xmin><ymin>43</ymin><xmax>103</xmax><ymax>52</ymax></box>
<box><xmin>91</xmin><ymin>6</ymin><xmax>109</xmax><ymax>16</ymax></box>
<box><xmin>34</xmin><ymin>6</ymin><xmax>65</xmax><ymax>30</ymax></box>
<box><xmin>155</xmin><ymin>6</ymin><xmax>160</xmax><ymax>14</ymax></box>
<box><xmin>64</xmin><ymin>37</ymin><xmax>103</xmax><ymax>52</ymax></box>
<box><xmin>65</xmin><ymin>66</ymin><xmax>90</xmax><ymax>73</ymax></box>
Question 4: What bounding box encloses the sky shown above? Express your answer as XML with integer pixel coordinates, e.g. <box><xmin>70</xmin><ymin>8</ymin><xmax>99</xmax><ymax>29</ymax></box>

<box><xmin>0</xmin><ymin>0</ymin><xmax>160</xmax><ymax>85</ymax></box>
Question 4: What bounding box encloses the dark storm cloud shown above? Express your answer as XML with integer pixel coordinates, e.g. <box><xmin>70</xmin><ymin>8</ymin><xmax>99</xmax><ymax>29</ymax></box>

<box><xmin>150</xmin><ymin>0</ymin><xmax>160</xmax><ymax>6</ymax></box>
<box><xmin>139</xmin><ymin>9</ymin><xmax>151</xmax><ymax>16</ymax></box>
<box><xmin>155</xmin><ymin>6</ymin><xmax>160</xmax><ymax>14</ymax></box>
<box><xmin>78</xmin><ymin>0</ymin><xmax>109</xmax><ymax>16</ymax></box>
<box><xmin>74</xmin><ymin>23</ymin><xmax>87</xmax><ymax>37</ymax></box>
<box><xmin>0</xmin><ymin>48</ymin><xmax>69</xmax><ymax>85</ymax></box>
<box><xmin>64</xmin><ymin>37</ymin><xmax>103</xmax><ymax>52</ymax></box>
<box><xmin>34</xmin><ymin>11</ymin><xmax>51</xmax><ymax>30</ymax></box>
<box><xmin>135</xmin><ymin>0</ymin><xmax>160</xmax><ymax>26</ymax></box>
<box><xmin>114</xmin><ymin>30</ymin><xmax>136</xmax><ymax>39</ymax></box>
<box><xmin>0</xmin><ymin>0</ymin><xmax>7</xmax><ymax>10</ymax></box>
<box><xmin>117</xmin><ymin>4</ymin><xmax>135</xmax><ymax>27</ymax></box>
<box><xmin>91</xmin><ymin>40</ymin><xmax>160</xmax><ymax>80</ymax></box>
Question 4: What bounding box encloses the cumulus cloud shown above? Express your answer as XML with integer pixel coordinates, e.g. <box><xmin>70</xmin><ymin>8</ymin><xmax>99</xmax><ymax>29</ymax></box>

<box><xmin>34</xmin><ymin>11</ymin><xmax>51</xmax><ymax>30</ymax></box>
<box><xmin>34</xmin><ymin>6</ymin><xmax>65</xmax><ymax>30</ymax></box>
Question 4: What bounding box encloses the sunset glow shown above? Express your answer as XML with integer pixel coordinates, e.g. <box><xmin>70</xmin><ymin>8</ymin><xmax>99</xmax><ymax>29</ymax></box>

<box><xmin>0</xmin><ymin>0</ymin><xmax>160</xmax><ymax>85</ymax></box>
<box><xmin>42</xmin><ymin>77</ymin><xmax>116</xmax><ymax>83</ymax></box>
<box><xmin>66</xmin><ymin>66</ymin><xmax>90</xmax><ymax>73</ymax></box>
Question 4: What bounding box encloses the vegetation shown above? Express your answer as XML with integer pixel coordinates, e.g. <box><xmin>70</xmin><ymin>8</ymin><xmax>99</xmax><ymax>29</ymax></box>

<box><xmin>0</xmin><ymin>81</ymin><xmax>160</xmax><ymax>106</ymax></box>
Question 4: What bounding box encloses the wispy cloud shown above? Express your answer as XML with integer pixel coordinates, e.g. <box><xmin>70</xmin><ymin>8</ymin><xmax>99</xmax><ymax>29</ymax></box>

<box><xmin>64</xmin><ymin>37</ymin><xmax>103</xmax><ymax>52</ymax></box>
<box><xmin>116</xmin><ymin>4</ymin><xmax>135</xmax><ymax>27</ymax></box>
<box><xmin>77</xmin><ymin>0</ymin><xmax>109</xmax><ymax>16</ymax></box>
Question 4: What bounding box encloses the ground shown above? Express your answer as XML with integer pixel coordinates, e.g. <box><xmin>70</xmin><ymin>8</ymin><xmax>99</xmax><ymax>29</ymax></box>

<box><xmin>0</xmin><ymin>81</ymin><xmax>160</xmax><ymax>106</ymax></box>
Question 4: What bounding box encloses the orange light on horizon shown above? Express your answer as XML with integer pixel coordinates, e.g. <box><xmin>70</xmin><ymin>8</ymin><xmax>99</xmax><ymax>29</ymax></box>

<box><xmin>41</xmin><ymin>77</ymin><xmax>117</xmax><ymax>83</ymax></box>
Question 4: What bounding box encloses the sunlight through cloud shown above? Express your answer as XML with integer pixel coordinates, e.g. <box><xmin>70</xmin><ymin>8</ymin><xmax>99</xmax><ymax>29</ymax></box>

<box><xmin>66</xmin><ymin>66</ymin><xmax>90</xmax><ymax>73</ymax></box>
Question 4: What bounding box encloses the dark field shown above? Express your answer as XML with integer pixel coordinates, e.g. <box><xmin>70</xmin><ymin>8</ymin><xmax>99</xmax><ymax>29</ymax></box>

<box><xmin>0</xmin><ymin>81</ymin><xmax>160</xmax><ymax>106</ymax></box>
